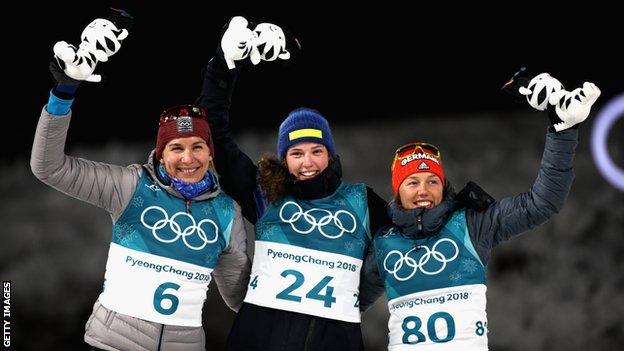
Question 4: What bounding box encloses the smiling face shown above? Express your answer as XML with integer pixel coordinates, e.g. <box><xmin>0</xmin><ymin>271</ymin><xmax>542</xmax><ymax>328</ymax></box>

<box><xmin>398</xmin><ymin>172</ymin><xmax>444</xmax><ymax>209</ymax></box>
<box><xmin>160</xmin><ymin>136</ymin><xmax>212</xmax><ymax>183</ymax></box>
<box><xmin>285</xmin><ymin>142</ymin><xmax>330</xmax><ymax>180</ymax></box>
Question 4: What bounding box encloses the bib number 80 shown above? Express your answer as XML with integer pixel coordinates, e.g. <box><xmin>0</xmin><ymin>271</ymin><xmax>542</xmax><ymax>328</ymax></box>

<box><xmin>402</xmin><ymin>312</ymin><xmax>455</xmax><ymax>344</ymax></box>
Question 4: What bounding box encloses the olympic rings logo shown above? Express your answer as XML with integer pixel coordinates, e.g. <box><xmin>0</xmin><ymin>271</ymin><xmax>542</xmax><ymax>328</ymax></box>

<box><xmin>383</xmin><ymin>238</ymin><xmax>459</xmax><ymax>280</ymax></box>
<box><xmin>278</xmin><ymin>201</ymin><xmax>357</xmax><ymax>239</ymax></box>
<box><xmin>140</xmin><ymin>206</ymin><xmax>218</xmax><ymax>250</ymax></box>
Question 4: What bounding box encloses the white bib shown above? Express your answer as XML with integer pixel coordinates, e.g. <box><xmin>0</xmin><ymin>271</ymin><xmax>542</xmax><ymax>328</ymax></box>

<box><xmin>387</xmin><ymin>284</ymin><xmax>488</xmax><ymax>351</ymax></box>
<box><xmin>98</xmin><ymin>243</ymin><xmax>213</xmax><ymax>326</ymax></box>
<box><xmin>244</xmin><ymin>241</ymin><xmax>362</xmax><ymax>322</ymax></box>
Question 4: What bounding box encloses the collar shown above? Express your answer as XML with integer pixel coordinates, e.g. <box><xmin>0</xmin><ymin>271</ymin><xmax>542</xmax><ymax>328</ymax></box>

<box><xmin>389</xmin><ymin>180</ymin><xmax>456</xmax><ymax>238</ymax></box>
<box><xmin>389</xmin><ymin>180</ymin><xmax>495</xmax><ymax>238</ymax></box>
<box><xmin>285</xmin><ymin>155</ymin><xmax>343</xmax><ymax>200</ymax></box>
<box><xmin>157</xmin><ymin>163</ymin><xmax>217</xmax><ymax>199</ymax></box>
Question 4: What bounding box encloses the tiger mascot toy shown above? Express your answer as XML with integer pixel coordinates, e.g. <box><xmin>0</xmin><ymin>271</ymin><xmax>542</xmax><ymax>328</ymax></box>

<box><xmin>53</xmin><ymin>9</ymin><xmax>133</xmax><ymax>82</ymax></box>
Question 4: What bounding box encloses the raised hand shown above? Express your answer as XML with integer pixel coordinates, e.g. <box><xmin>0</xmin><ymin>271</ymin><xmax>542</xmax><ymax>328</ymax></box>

<box><xmin>220</xmin><ymin>16</ymin><xmax>260</xmax><ymax>69</ymax></box>
<box><xmin>549</xmin><ymin>82</ymin><xmax>601</xmax><ymax>131</ymax></box>
<box><xmin>253</xmin><ymin>23</ymin><xmax>291</xmax><ymax>62</ymax></box>
<box><xmin>53</xmin><ymin>11</ymin><xmax>131</xmax><ymax>83</ymax></box>
<box><xmin>519</xmin><ymin>73</ymin><xmax>564</xmax><ymax>111</ymax></box>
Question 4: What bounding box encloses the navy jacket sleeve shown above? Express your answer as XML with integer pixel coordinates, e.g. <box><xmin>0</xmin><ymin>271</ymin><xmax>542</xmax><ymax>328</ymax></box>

<box><xmin>467</xmin><ymin>129</ymin><xmax>578</xmax><ymax>265</ymax></box>
<box><xmin>366</xmin><ymin>186</ymin><xmax>392</xmax><ymax>236</ymax></box>
<box><xmin>196</xmin><ymin>57</ymin><xmax>264</xmax><ymax>224</ymax></box>
<box><xmin>358</xmin><ymin>186</ymin><xmax>391</xmax><ymax>311</ymax></box>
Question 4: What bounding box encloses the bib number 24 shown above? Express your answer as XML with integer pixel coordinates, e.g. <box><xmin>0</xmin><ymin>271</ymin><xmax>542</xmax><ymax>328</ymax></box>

<box><xmin>276</xmin><ymin>269</ymin><xmax>336</xmax><ymax>308</ymax></box>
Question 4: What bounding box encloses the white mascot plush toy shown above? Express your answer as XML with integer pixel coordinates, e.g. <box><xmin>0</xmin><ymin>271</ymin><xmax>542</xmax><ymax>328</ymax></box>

<box><xmin>519</xmin><ymin>72</ymin><xmax>564</xmax><ymax>111</ymax></box>
<box><xmin>548</xmin><ymin>82</ymin><xmax>601</xmax><ymax>131</ymax></box>
<box><xmin>521</xmin><ymin>73</ymin><xmax>601</xmax><ymax>131</ymax></box>
<box><xmin>53</xmin><ymin>18</ymin><xmax>129</xmax><ymax>82</ymax></box>
<box><xmin>220</xmin><ymin>16</ymin><xmax>295</xmax><ymax>69</ymax></box>
<box><xmin>253</xmin><ymin>23</ymin><xmax>290</xmax><ymax>62</ymax></box>
<box><xmin>220</xmin><ymin>16</ymin><xmax>260</xmax><ymax>69</ymax></box>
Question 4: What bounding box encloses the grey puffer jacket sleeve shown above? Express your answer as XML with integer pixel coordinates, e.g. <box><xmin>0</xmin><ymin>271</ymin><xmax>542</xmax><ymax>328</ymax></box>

<box><xmin>30</xmin><ymin>107</ymin><xmax>141</xmax><ymax>222</ymax></box>
<box><xmin>212</xmin><ymin>202</ymin><xmax>251</xmax><ymax>312</ymax></box>
<box><xmin>468</xmin><ymin>129</ymin><xmax>578</xmax><ymax>265</ymax></box>
<box><xmin>31</xmin><ymin>106</ymin><xmax>252</xmax><ymax>311</ymax></box>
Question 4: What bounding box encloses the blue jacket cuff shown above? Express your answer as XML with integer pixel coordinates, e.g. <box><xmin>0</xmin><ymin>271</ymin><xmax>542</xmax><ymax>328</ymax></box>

<box><xmin>46</xmin><ymin>90</ymin><xmax>74</xmax><ymax>116</ymax></box>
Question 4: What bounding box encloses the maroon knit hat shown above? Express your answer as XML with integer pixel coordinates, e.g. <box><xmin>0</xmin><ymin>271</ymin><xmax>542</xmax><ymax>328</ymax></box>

<box><xmin>155</xmin><ymin>104</ymin><xmax>214</xmax><ymax>160</ymax></box>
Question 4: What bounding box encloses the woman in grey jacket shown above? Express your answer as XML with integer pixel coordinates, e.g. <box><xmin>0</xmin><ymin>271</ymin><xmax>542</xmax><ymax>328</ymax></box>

<box><xmin>373</xmin><ymin>74</ymin><xmax>601</xmax><ymax>351</ymax></box>
<box><xmin>30</xmin><ymin>16</ymin><xmax>249</xmax><ymax>351</ymax></box>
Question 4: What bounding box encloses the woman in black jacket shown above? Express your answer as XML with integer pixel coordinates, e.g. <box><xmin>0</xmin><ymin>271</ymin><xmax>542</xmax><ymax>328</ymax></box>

<box><xmin>196</xmin><ymin>17</ymin><xmax>391</xmax><ymax>351</ymax></box>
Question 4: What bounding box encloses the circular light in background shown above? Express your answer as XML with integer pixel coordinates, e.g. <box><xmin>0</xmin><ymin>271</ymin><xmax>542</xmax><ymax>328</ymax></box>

<box><xmin>591</xmin><ymin>93</ymin><xmax>624</xmax><ymax>191</ymax></box>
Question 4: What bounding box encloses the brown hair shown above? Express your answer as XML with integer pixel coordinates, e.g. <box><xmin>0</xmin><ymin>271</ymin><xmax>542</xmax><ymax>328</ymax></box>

<box><xmin>258</xmin><ymin>153</ymin><xmax>289</xmax><ymax>203</ymax></box>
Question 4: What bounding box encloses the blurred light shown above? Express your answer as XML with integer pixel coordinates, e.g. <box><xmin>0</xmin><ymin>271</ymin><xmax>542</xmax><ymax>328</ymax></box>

<box><xmin>591</xmin><ymin>93</ymin><xmax>624</xmax><ymax>191</ymax></box>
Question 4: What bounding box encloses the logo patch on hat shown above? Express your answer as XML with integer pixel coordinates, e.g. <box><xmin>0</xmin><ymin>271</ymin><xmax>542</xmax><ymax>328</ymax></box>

<box><xmin>289</xmin><ymin>128</ymin><xmax>322</xmax><ymax>141</ymax></box>
<box><xmin>177</xmin><ymin>116</ymin><xmax>193</xmax><ymax>133</ymax></box>
<box><xmin>418</xmin><ymin>161</ymin><xmax>430</xmax><ymax>170</ymax></box>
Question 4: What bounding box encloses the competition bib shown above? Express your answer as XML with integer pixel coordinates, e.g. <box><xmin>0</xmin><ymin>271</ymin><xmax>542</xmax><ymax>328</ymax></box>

<box><xmin>97</xmin><ymin>173</ymin><xmax>235</xmax><ymax>326</ymax></box>
<box><xmin>244</xmin><ymin>241</ymin><xmax>363</xmax><ymax>322</ymax></box>
<box><xmin>245</xmin><ymin>182</ymin><xmax>370</xmax><ymax>322</ymax></box>
<box><xmin>375</xmin><ymin>210</ymin><xmax>489</xmax><ymax>350</ymax></box>
<box><xmin>387</xmin><ymin>284</ymin><xmax>488</xmax><ymax>351</ymax></box>
<box><xmin>98</xmin><ymin>243</ymin><xmax>212</xmax><ymax>327</ymax></box>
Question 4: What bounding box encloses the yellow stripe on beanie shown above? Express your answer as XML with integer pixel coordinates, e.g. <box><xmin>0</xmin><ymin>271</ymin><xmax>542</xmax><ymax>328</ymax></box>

<box><xmin>289</xmin><ymin>128</ymin><xmax>323</xmax><ymax>141</ymax></box>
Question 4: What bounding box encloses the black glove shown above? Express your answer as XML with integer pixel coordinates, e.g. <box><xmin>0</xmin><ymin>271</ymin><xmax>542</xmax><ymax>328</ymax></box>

<box><xmin>455</xmin><ymin>181</ymin><xmax>495</xmax><ymax>211</ymax></box>
<box><xmin>49</xmin><ymin>60</ymin><xmax>81</xmax><ymax>86</ymax></box>
<box><xmin>49</xmin><ymin>60</ymin><xmax>81</xmax><ymax>100</ymax></box>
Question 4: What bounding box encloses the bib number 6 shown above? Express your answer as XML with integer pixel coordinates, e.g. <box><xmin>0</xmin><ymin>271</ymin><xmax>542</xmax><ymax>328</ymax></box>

<box><xmin>153</xmin><ymin>282</ymin><xmax>180</xmax><ymax>315</ymax></box>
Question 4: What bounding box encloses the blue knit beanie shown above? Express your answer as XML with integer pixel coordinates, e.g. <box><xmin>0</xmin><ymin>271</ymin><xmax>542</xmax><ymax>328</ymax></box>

<box><xmin>277</xmin><ymin>108</ymin><xmax>336</xmax><ymax>159</ymax></box>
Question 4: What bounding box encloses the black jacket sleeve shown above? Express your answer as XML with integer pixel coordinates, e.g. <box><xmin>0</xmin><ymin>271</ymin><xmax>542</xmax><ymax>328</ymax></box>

<box><xmin>196</xmin><ymin>57</ymin><xmax>264</xmax><ymax>224</ymax></box>
<box><xmin>366</xmin><ymin>186</ymin><xmax>392</xmax><ymax>236</ymax></box>
<box><xmin>358</xmin><ymin>186</ymin><xmax>391</xmax><ymax>311</ymax></box>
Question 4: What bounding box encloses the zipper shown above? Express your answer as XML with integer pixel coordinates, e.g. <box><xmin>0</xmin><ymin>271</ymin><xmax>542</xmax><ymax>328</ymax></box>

<box><xmin>185</xmin><ymin>199</ymin><xmax>191</xmax><ymax>213</ymax></box>
<box><xmin>416</xmin><ymin>214</ymin><xmax>423</xmax><ymax>232</ymax></box>
<box><xmin>413</xmin><ymin>214</ymin><xmax>424</xmax><ymax>251</ymax></box>
<box><xmin>157</xmin><ymin>323</ymin><xmax>164</xmax><ymax>350</ymax></box>
<box><xmin>303</xmin><ymin>318</ymin><xmax>316</xmax><ymax>351</ymax></box>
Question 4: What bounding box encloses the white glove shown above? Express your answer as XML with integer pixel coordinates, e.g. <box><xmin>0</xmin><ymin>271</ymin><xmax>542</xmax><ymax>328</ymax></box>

<box><xmin>253</xmin><ymin>23</ymin><xmax>290</xmax><ymax>62</ymax></box>
<box><xmin>53</xmin><ymin>18</ymin><xmax>129</xmax><ymax>82</ymax></box>
<box><xmin>519</xmin><ymin>73</ymin><xmax>564</xmax><ymax>111</ymax></box>
<box><xmin>220</xmin><ymin>16</ymin><xmax>260</xmax><ymax>69</ymax></box>
<box><xmin>549</xmin><ymin>82</ymin><xmax>601</xmax><ymax>131</ymax></box>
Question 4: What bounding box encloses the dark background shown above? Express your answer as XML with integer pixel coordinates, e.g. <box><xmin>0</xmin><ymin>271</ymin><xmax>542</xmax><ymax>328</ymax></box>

<box><xmin>5</xmin><ymin>3</ymin><xmax>623</xmax><ymax>162</ymax></box>
<box><xmin>2</xmin><ymin>3</ymin><xmax>623</xmax><ymax>351</ymax></box>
